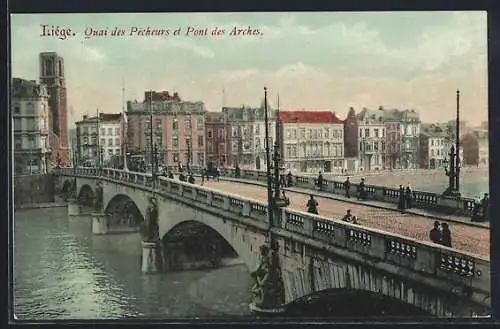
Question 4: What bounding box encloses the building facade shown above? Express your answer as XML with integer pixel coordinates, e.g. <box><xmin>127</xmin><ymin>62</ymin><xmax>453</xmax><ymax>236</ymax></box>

<box><xmin>126</xmin><ymin>91</ymin><xmax>206</xmax><ymax>167</ymax></box>
<box><xmin>356</xmin><ymin>108</ymin><xmax>386</xmax><ymax>171</ymax></box>
<box><xmin>279</xmin><ymin>111</ymin><xmax>344</xmax><ymax>173</ymax></box>
<box><xmin>419</xmin><ymin>124</ymin><xmax>448</xmax><ymax>169</ymax></box>
<box><xmin>39</xmin><ymin>52</ymin><xmax>71</xmax><ymax>167</ymax></box>
<box><xmin>223</xmin><ymin>101</ymin><xmax>276</xmax><ymax>170</ymax></box>
<box><xmin>75</xmin><ymin>113</ymin><xmax>123</xmax><ymax>165</ymax></box>
<box><xmin>205</xmin><ymin>112</ymin><xmax>229</xmax><ymax>168</ymax></box>
<box><xmin>12</xmin><ymin>78</ymin><xmax>50</xmax><ymax>174</ymax></box>
<box><xmin>383</xmin><ymin>108</ymin><xmax>421</xmax><ymax>169</ymax></box>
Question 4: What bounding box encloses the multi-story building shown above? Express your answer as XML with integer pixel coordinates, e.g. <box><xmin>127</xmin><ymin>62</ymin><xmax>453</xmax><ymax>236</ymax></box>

<box><xmin>223</xmin><ymin>101</ymin><xmax>276</xmax><ymax>170</ymax></box>
<box><xmin>12</xmin><ymin>78</ymin><xmax>50</xmax><ymax>174</ymax></box>
<box><xmin>39</xmin><ymin>52</ymin><xmax>71</xmax><ymax>167</ymax></box>
<box><xmin>356</xmin><ymin>108</ymin><xmax>386</xmax><ymax>171</ymax></box>
<box><xmin>205</xmin><ymin>112</ymin><xmax>229</xmax><ymax>168</ymax></box>
<box><xmin>342</xmin><ymin>107</ymin><xmax>359</xmax><ymax>172</ymax></box>
<box><xmin>126</xmin><ymin>91</ymin><xmax>206</xmax><ymax>167</ymax></box>
<box><xmin>383</xmin><ymin>108</ymin><xmax>421</xmax><ymax>169</ymax></box>
<box><xmin>419</xmin><ymin>124</ymin><xmax>448</xmax><ymax>169</ymax></box>
<box><xmin>279</xmin><ymin>111</ymin><xmax>344</xmax><ymax>173</ymax></box>
<box><xmin>75</xmin><ymin>113</ymin><xmax>123</xmax><ymax>164</ymax></box>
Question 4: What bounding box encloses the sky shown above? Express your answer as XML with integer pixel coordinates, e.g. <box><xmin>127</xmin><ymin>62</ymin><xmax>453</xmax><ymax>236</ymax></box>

<box><xmin>10</xmin><ymin>12</ymin><xmax>488</xmax><ymax>126</ymax></box>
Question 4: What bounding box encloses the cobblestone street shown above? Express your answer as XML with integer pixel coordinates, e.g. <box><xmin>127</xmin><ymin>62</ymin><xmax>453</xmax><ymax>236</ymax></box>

<box><xmin>202</xmin><ymin>181</ymin><xmax>490</xmax><ymax>259</ymax></box>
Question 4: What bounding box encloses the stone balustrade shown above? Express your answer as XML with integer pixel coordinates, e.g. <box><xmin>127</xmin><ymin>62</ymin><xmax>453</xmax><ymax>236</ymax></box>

<box><xmin>55</xmin><ymin>167</ymin><xmax>490</xmax><ymax>296</ymax></box>
<box><xmin>176</xmin><ymin>166</ymin><xmax>477</xmax><ymax>217</ymax></box>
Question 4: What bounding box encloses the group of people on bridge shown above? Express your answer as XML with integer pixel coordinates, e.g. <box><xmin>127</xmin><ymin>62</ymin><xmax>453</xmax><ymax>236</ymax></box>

<box><xmin>316</xmin><ymin>173</ymin><xmax>368</xmax><ymax>201</ymax></box>
<box><xmin>429</xmin><ymin>221</ymin><xmax>452</xmax><ymax>248</ymax></box>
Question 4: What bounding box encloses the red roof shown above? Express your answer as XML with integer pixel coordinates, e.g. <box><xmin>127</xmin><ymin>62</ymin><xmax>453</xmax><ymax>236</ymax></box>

<box><xmin>279</xmin><ymin>111</ymin><xmax>343</xmax><ymax>124</ymax></box>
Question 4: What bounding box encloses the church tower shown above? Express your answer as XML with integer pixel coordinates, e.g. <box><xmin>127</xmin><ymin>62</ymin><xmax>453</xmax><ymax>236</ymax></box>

<box><xmin>39</xmin><ymin>52</ymin><xmax>70</xmax><ymax>166</ymax></box>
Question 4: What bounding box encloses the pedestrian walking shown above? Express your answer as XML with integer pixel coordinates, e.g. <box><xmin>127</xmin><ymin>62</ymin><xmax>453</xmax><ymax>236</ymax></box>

<box><xmin>405</xmin><ymin>184</ymin><xmax>413</xmax><ymax>209</ymax></box>
<box><xmin>440</xmin><ymin>223</ymin><xmax>452</xmax><ymax>248</ymax></box>
<box><xmin>429</xmin><ymin>221</ymin><xmax>441</xmax><ymax>244</ymax></box>
<box><xmin>357</xmin><ymin>178</ymin><xmax>367</xmax><ymax>201</ymax></box>
<box><xmin>307</xmin><ymin>195</ymin><xmax>319</xmax><ymax>215</ymax></box>
<box><xmin>343</xmin><ymin>177</ymin><xmax>351</xmax><ymax>198</ymax></box>
<box><xmin>316</xmin><ymin>172</ymin><xmax>323</xmax><ymax>191</ymax></box>
<box><xmin>398</xmin><ymin>185</ymin><xmax>406</xmax><ymax>211</ymax></box>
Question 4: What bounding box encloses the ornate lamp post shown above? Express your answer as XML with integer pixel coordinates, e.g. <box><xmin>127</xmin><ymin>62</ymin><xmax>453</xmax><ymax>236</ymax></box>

<box><xmin>443</xmin><ymin>89</ymin><xmax>461</xmax><ymax>197</ymax></box>
<box><xmin>249</xmin><ymin>87</ymin><xmax>285</xmax><ymax>315</ymax></box>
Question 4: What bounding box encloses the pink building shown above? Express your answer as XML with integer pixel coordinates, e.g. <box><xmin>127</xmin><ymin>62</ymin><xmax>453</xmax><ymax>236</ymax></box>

<box><xmin>126</xmin><ymin>91</ymin><xmax>206</xmax><ymax>167</ymax></box>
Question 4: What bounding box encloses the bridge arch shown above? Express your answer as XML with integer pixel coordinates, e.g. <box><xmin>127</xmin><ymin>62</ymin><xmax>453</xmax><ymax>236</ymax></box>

<box><xmin>284</xmin><ymin>288</ymin><xmax>431</xmax><ymax>317</ymax></box>
<box><xmin>104</xmin><ymin>194</ymin><xmax>145</xmax><ymax>227</ymax></box>
<box><xmin>161</xmin><ymin>220</ymin><xmax>241</xmax><ymax>271</ymax></box>
<box><xmin>159</xmin><ymin>213</ymin><xmax>263</xmax><ymax>273</ymax></box>
<box><xmin>77</xmin><ymin>184</ymin><xmax>95</xmax><ymax>206</ymax></box>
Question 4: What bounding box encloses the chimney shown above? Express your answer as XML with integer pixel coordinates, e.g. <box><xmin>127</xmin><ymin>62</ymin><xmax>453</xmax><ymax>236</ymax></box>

<box><xmin>83</xmin><ymin>115</ymin><xmax>88</xmax><ymax>120</ymax></box>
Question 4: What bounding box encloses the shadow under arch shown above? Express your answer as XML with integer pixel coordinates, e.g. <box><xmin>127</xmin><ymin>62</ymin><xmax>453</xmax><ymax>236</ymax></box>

<box><xmin>160</xmin><ymin>220</ymin><xmax>242</xmax><ymax>272</ymax></box>
<box><xmin>77</xmin><ymin>184</ymin><xmax>94</xmax><ymax>207</ymax></box>
<box><xmin>283</xmin><ymin>288</ymin><xmax>431</xmax><ymax>317</ymax></box>
<box><xmin>104</xmin><ymin>194</ymin><xmax>145</xmax><ymax>227</ymax></box>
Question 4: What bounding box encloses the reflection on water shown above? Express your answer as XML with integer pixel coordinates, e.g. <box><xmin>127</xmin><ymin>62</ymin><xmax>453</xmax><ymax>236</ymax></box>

<box><xmin>14</xmin><ymin>207</ymin><xmax>252</xmax><ymax>320</ymax></box>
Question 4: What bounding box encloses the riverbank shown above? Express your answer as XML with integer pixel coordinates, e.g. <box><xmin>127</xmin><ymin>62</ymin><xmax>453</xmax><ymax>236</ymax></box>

<box><xmin>15</xmin><ymin>202</ymin><xmax>67</xmax><ymax>210</ymax></box>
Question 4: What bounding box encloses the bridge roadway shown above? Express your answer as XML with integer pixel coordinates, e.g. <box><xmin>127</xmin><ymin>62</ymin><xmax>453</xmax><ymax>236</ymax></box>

<box><xmin>200</xmin><ymin>180</ymin><xmax>490</xmax><ymax>259</ymax></box>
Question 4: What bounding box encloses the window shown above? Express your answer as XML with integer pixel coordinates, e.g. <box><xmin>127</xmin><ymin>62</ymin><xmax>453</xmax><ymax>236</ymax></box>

<box><xmin>13</xmin><ymin>118</ymin><xmax>21</xmax><ymax>131</ymax></box>
<box><xmin>255</xmin><ymin>124</ymin><xmax>260</xmax><ymax>135</ymax></box>
<box><xmin>198</xmin><ymin>152</ymin><xmax>205</xmax><ymax>165</ymax></box>
<box><xmin>172</xmin><ymin>119</ymin><xmax>178</xmax><ymax>130</ymax></box>
<box><xmin>108</xmin><ymin>149</ymin><xmax>113</xmax><ymax>156</ymax></box>
<box><xmin>365</xmin><ymin>129</ymin><xmax>370</xmax><ymax>138</ymax></box>
<box><xmin>108</xmin><ymin>138</ymin><xmax>113</xmax><ymax>146</ymax></box>
<box><xmin>359</xmin><ymin>129</ymin><xmax>362</xmax><ymax>138</ymax></box>
<box><xmin>382</xmin><ymin>129</ymin><xmax>385</xmax><ymax>138</ymax></box>
<box><xmin>26</xmin><ymin>103</ymin><xmax>35</xmax><ymax>114</ymax></box>
<box><xmin>374</xmin><ymin>129</ymin><xmax>379</xmax><ymax>138</ymax></box>
<box><xmin>431</xmin><ymin>149</ymin><xmax>435</xmax><ymax>156</ymax></box>
<box><xmin>101</xmin><ymin>128</ymin><xmax>106</xmax><ymax>136</ymax></box>
<box><xmin>100</xmin><ymin>138</ymin><xmax>105</xmax><ymax>146</ymax></box>
<box><xmin>83</xmin><ymin>136</ymin><xmax>88</xmax><ymax>144</ymax></box>
<box><xmin>324</xmin><ymin>128</ymin><xmax>329</xmax><ymax>138</ymax></box>
<box><xmin>173</xmin><ymin>152</ymin><xmax>179</xmax><ymax>162</ymax></box>
<box><xmin>13</xmin><ymin>103</ymin><xmax>20</xmax><ymax>114</ymax></box>
<box><xmin>185</xmin><ymin>119</ymin><xmax>192</xmax><ymax>130</ymax></box>
<box><xmin>431</xmin><ymin>139</ymin><xmax>434</xmax><ymax>146</ymax></box>
<box><xmin>28</xmin><ymin>135</ymin><xmax>36</xmax><ymax>148</ymax></box>
<box><xmin>115</xmin><ymin>148</ymin><xmax>120</xmax><ymax>154</ymax></box>
<box><xmin>115</xmin><ymin>138</ymin><xmax>120</xmax><ymax>146</ymax></box>
<box><xmin>172</xmin><ymin>136</ymin><xmax>178</xmax><ymax>147</ymax></box>
<box><xmin>299</xmin><ymin>128</ymin><xmax>305</xmax><ymax>139</ymax></box>
<box><xmin>15</xmin><ymin>137</ymin><xmax>22</xmax><ymax>149</ymax></box>
<box><xmin>208</xmin><ymin>130</ymin><xmax>213</xmax><ymax>138</ymax></box>
<box><xmin>83</xmin><ymin>127</ymin><xmax>89</xmax><ymax>134</ymax></box>
<box><xmin>198</xmin><ymin>135</ymin><xmax>204</xmax><ymax>147</ymax></box>
<box><xmin>197</xmin><ymin>118</ymin><xmax>204</xmax><ymax>130</ymax></box>
<box><xmin>255</xmin><ymin>137</ymin><xmax>260</xmax><ymax>149</ymax></box>
<box><xmin>108</xmin><ymin>128</ymin><xmax>113</xmax><ymax>135</ymax></box>
<box><xmin>115</xmin><ymin>128</ymin><xmax>120</xmax><ymax>135</ymax></box>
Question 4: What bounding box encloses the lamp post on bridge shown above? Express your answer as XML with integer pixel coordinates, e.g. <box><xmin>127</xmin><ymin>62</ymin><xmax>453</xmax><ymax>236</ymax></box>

<box><xmin>248</xmin><ymin>86</ymin><xmax>285</xmax><ymax>315</ymax></box>
<box><xmin>443</xmin><ymin>89</ymin><xmax>461</xmax><ymax>197</ymax></box>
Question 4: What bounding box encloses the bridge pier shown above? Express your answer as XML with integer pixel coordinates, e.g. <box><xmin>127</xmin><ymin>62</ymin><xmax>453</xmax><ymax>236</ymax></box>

<box><xmin>142</xmin><ymin>241</ymin><xmax>160</xmax><ymax>274</ymax></box>
<box><xmin>92</xmin><ymin>212</ymin><xmax>109</xmax><ymax>234</ymax></box>
<box><xmin>67</xmin><ymin>198</ymin><xmax>80</xmax><ymax>216</ymax></box>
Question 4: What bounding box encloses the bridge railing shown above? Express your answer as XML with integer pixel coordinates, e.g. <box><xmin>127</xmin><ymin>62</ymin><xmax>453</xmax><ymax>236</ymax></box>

<box><xmin>56</xmin><ymin>167</ymin><xmax>490</xmax><ymax>296</ymax></box>
<box><xmin>172</xmin><ymin>166</ymin><xmax>478</xmax><ymax>217</ymax></box>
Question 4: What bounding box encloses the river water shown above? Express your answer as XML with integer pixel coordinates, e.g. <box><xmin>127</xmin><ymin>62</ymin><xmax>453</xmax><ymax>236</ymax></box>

<box><xmin>13</xmin><ymin>207</ymin><xmax>253</xmax><ymax>320</ymax></box>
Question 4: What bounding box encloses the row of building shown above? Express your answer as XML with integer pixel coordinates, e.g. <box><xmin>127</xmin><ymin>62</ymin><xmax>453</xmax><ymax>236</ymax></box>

<box><xmin>12</xmin><ymin>52</ymin><xmax>489</xmax><ymax>174</ymax></box>
<box><xmin>71</xmin><ymin>90</ymin><xmax>489</xmax><ymax>173</ymax></box>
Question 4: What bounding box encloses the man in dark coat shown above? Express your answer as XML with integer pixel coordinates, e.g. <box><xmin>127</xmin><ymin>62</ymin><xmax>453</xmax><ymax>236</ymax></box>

<box><xmin>357</xmin><ymin>178</ymin><xmax>367</xmax><ymax>201</ymax></box>
<box><xmin>405</xmin><ymin>184</ymin><xmax>413</xmax><ymax>209</ymax></box>
<box><xmin>343</xmin><ymin>177</ymin><xmax>351</xmax><ymax>198</ymax></box>
<box><xmin>398</xmin><ymin>185</ymin><xmax>406</xmax><ymax>211</ymax></box>
<box><xmin>287</xmin><ymin>171</ymin><xmax>293</xmax><ymax>187</ymax></box>
<box><xmin>316</xmin><ymin>172</ymin><xmax>323</xmax><ymax>190</ymax></box>
<box><xmin>440</xmin><ymin>223</ymin><xmax>452</xmax><ymax>247</ymax></box>
<box><xmin>307</xmin><ymin>195</ymin><xmax>319</xmax><ymax>215</ymax></box>
<box><xmin>429</xmin><ymin>221</ymin><xmax>441</xmax><ymax>244</ymax></box>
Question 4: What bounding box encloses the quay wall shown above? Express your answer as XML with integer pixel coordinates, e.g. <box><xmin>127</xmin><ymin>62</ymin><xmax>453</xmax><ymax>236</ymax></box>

<box><xmin>14</xmin><ymin>174</ymin><xmax>56</xmax><ymax>206</ymax></box>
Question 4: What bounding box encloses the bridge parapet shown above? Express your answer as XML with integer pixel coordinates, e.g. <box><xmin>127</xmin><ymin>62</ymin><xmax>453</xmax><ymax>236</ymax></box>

<box><xmin>177</xmin><ymin>166</ymin><xmax>477</xmax><ymax>217</ymax></box>
<box><xmin>55</xmin><ymin>167</ymin><xmax>490</xmax><ymax>304</ymax></box>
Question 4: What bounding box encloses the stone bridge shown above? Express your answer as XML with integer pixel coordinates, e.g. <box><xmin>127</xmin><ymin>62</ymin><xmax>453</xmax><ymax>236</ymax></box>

<box><xmin>54</xmin><ymin>167</ymin><xmax>491</xmax><ymax>317</ymax></box>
